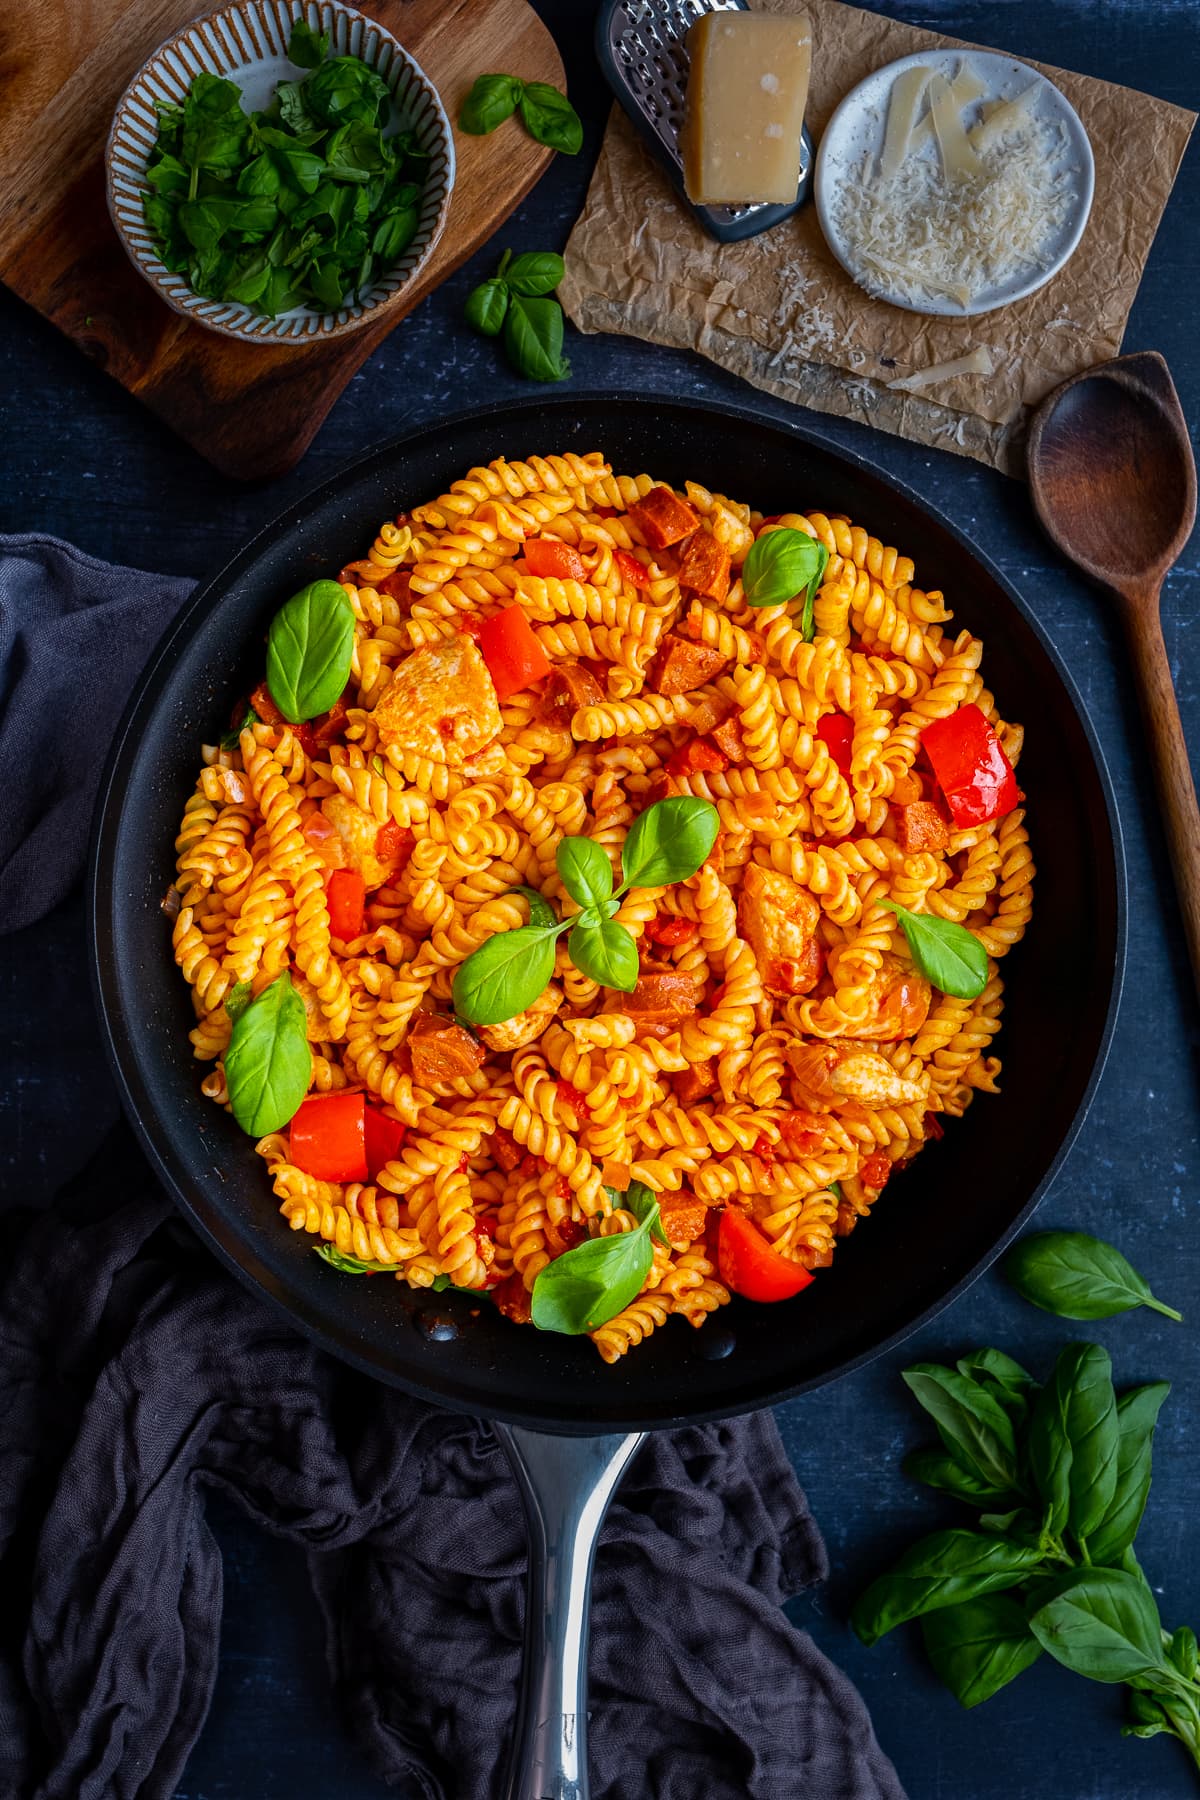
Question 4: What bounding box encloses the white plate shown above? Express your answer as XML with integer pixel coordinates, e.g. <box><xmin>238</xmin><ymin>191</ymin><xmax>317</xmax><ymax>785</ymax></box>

<box><xmin>814</xmin><ymin>49</ymin><xmax>1094</xmax><ymax>318</ymax></box>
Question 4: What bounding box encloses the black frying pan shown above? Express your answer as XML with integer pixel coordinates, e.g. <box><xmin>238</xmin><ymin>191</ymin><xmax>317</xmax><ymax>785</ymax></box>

<box><xmin>90</xmin><ymin>395</ymin><xmax>1125</xmax><ymax>1799</ymax></box>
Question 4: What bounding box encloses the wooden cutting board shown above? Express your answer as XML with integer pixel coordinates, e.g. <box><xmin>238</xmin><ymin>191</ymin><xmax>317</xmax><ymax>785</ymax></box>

<box><xmin>0</xmin><ymin>0</ymin><xmax>564</xmax><ymax>479</ymax></box>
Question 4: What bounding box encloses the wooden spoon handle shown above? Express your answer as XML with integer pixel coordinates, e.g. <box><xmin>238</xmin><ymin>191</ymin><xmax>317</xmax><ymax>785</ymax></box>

<box><xmin>1121</xmin><ymin>592</ymin><xmax>1200</xmax><ymax>995</ymax></box>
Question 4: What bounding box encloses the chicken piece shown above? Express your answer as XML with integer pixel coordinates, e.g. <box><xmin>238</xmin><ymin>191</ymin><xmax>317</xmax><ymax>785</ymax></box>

<box><xmin>610</xmin><ymin>970</ymin><xmax>699</xmax><ymax>1034</ymax></box>
<box><xmin>408</xmin><ymin>1013</ymin><xmax>486</xmax><ymax>1085</ymax></box>
<box><xmin>477</xmin><ymin>982</ymin><xmax>563</xmax><ymax>1053</ymax></box>
<box><xmin>658</xmin><ymin>1191</ymin><xmax>708</xmax><ymax>1250</ymax></box>
<box><xmin>737</xmin><ymin>864</ymin><xmax>822</xmax><ymax>996</ymax></box>
<box><xmin>706</xmin><ymin>500</ymin><xmax>756</xmax><ymax>562</ymax></box>
<box><xmin>629</xmin><ymin>485</ymin><xmax>701</xmax><ymax>550</ymax></box>
<box><xmin>893</xmin><ymin>801</ymin><xmax>949</xmax><ymax>854</ymax></box>
<box><xmin>842</xmin><ymin>956</ymin><xmax>932</xmax><ymax>1042</ymax></box>
<box><xmin>674</xmin><ymin>1060</ymin><xmax>717</xmax><ymax>1105</ymax></box>
<box><xmin>538</xmin><ymin>660</ymin><xmax>605</xmax><ymax>726</ymax></box>
<box><xmin>709</xmin><ymin>713</ymin><xmax>748</xmax><ymax>763</ymax></box>
<box><xmin>320</xmin><ymin>794</ymin><xmax>401</xmax><ymax>891</ymax></box>
<box><xmin>786</xmin><ymin>1040</ymin><xmax>926</xmax><ymax>1110</ymax></box>
<box><xmin>675</xmin><ymin>530</ymin><xmax>732</xmax><ymax>603</ymax></box>
<box><xmin>650</xmin><ymin>634</ymin><xmax>729</xmax><ymax>696</ymax></box>
<box><xmin>372</xmin><ymin>635</ymin><xmax>501</xmax><ymax>765</ymax></box>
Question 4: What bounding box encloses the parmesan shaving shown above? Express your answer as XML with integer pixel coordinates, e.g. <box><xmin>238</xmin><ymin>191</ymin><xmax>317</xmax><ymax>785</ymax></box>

<box><xmin>928</xmin><ymin>73</ymin><xmax>983</xmax><ymax>181</ymax></box>
<box><xmin>970</xmin><ymin>82</ymin><xmax>1041</xmax><ymax>154</ymax></box>
<box><xmin>908</xmin><ymin>63</ymin><xmax>988</xmax><ymax>154</ymax></box>
<box><xmin>887</xmin><ymin>348</ymin><xmax>996</xmax><ymax>391</ymax></box>
<box><xmin>879</xmin><ymin>65</ymin><xmax>932</xmax><ymax>178</ymax></box>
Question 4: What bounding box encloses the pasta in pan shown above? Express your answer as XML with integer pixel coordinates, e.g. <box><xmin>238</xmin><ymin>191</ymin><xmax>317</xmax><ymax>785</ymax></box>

<box><xmin>168</xmin><ymin>450</ymin><xmax>1033</xmax><ymax>1362</ymax></box>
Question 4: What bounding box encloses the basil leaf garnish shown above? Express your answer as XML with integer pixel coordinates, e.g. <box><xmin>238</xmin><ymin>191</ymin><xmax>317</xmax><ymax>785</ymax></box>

<box><xmin>884</xmin><ymin>899</ymin><xmax>988</xmax><ymax>1000</ymax></box>
<box><xmin>921</xmin><ymin>1595</ymin><xmax>1042</xmax><ymax>1708</ymax></box>
<box><xmin>518</xmin><ymin>82</ymin><xmax>583</xmax><ymax>155</ymax></box>
<box><xmin>1027</xmin><ymin>1343</ymin><xmax>1118</xmax><ymax>1546</ymax></box>
<box><xmin>624</xmin><ymin>1179</ymin><xmax>670</xmax><ymax>1247</ymax></box>
<box><xmin>465</xmin><ymin>277</ymin><xmax>509</xmax><ymax>336</ymax></box>
<box><xmin>510</xmin><ymin>884</ymin><xmax>558</xmax><ymax>930</ymax></box>
<box><xmin>741</xmin><ymin>526</ymin><xmax>829</xmax><ymax>611</ymax></box>
<box><xmin>531</xmin><ymin>1202</ymin><xmax>660</xmax><ymax>1334</ymax></box>
<box><xmin>287</xmin><ymin>18</ymin><xmax>329</xmax><ymax>68</ymax></box>
<box><xmin>224</xmin><ymin>978</ymin><xmax>253</xmax><ymax>1025</ymax></box>
<box><xmin>224</xmin><ymin>972</ymin><xmax>311</xmax><ymax>1136</ymax></box>
<box><xmin>568</xmin><ymin>917</ymin><xmax>639</xmax><ymax>993</ymax></box>
<box><xmin>451</xmin><ymin>924</ymin><xmax>557</xmax><ymax>1026</ymax></box>
<box><xmin>503</xmin><ymin>294</ymin><xmax>571</xmax><ymax>383</ymax></box>
<box><xmin>459</xmin><ymin>74</ymin><xmax>525</xmax><ymax>136</ymax></box>
<box><xmin>504</xmin><ymin>250</ymin><xmax>565</xmax><ymax>296</ymax></box>
<box><xmin>265</xmin><ymin>578</ymin><xmax>355</xmax><ymax>723</ymax></box>
<box><xmin>902</xmin><ymin>1450</ymin><xmax>1016</xmax><ymax>1508</ymax></box>
<box><xmin>1027</xmin><ymin>1568</ymin><xmax>1168</xmax><ymax>1685</ymax></box>
<box><xmin>901</xmin><ymin>1365</ymin><xmax>1019</xmax><ymax>1494</ymax></box>
<box><xmin>556</xmin><ymin>835</ymin><xmax>614</xmax><ymax>910</ymax></box>
<box><xmin>1087</xmin><ymin>1383</ymin><xmax>1170</xmax><ymax>1566</ymax></box>
<box><xmin>851</xmin><ymin>1529</ymin><xmax>1046</xmax><ymax>1647</ymax></box>
<box><xmin>1004</xmin><ymin>1231</ymin><xmax>1183</xmax><ymax>1323</ymax></box>
<box><xmin>315</xmin><ymin>1244</ymin><xmax>402</xmax><ymax>1274</ymax></box>
<box><xmin>619</xmin><ymin>795</ymin><xmax>719</xmax><ymax>888</ymax></box>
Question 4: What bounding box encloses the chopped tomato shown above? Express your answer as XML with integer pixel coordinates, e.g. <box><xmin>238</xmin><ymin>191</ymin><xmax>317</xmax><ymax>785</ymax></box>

<box><xmin>524</xmin><ymin>538</ymin><xmax>586</xmax><ymax>581</ymax></box>
<box><xmin>643</xmin><ymin>916</ymin><xmax>698</xmax><ymax>948</ymax></box>
<box><xmin>921</xmin><ymin>704</ymin><xmax>1019</xmax><ymax>827</ymax></box>
<box><xmin>556</xmin><ymin>1079</ymin><xmax>592</xmax><ymax>1120</ymax></box>
<box><xmin>861</xmin><ymin>1150</ymin><xmax>893</xmax><ymax>1191</ymax></box>
<box><xmin>778</xmin><ymin>1110</ymin><xmax>829</xmax><ymax>1154</ymax></box>
<box><xmin>666</xmin><ymin>737</ymin><xmax>728</xmax><ymax>777</ymax></box>
<box><xmin>364</xmin><ymin>1105</ymin><xmax>407</xmax><ymax>1177</ymax></box>
<box><xmin>326</xmin><ymin>868</ymin><xmax>366</xmax><ymax>939</ymax></box>
<box><xmin>752</xmin><ymin>1133</ymin><xmax>776</xmax><ymax>1165</ymax></box>
<box><xmin>616</xmin><ymin>548</ymin><xmax>653</xmax><ymax>589</ymax></box>
<box><xmin>477</xmin><ymin>604</ymin><xmax>552</xmax><ymax>703</ymax></box>
<box><xmin>379</xmin><ymin>569</ymin><xmax>412</xmax><ymax>605</ymax></box>
<box><xmin>297</xmin><ymin>695</ymin><xmax>350</xmax><ymax>757</ymax></box>
<box><xmin>375</xmin><ymin>822</ymin><xmax>414</xmax><ymax>866</ymax></box>
<box><xmin>717</xmin><ymin>1208</ymin><xmax>815</xmax><ymax>1302</ymax></box>
<box><xmin>491</xmin><ymin>1126</ymin><xmax>523</xmax><ymax>1172</ymax></box>
<box><xmin>816</xmin><ymin>712</ymin><xmax>854</xmax><ymax>776</ymax></box>
<box><xmin>456</xmin><ymin>614</ymin><xmax>484</xmax><ymax>639</ymax></box>
<box><xmin>290</xmin><ymin>1093</ymin><xmax>367</xmax><ymax>1183</ymax></box>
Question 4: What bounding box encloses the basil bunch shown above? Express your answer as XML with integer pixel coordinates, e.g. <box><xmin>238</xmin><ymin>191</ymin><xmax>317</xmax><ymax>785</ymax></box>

<box><xmin>464</xmin><ymin>247</ymin><xmax>570</xmax><ymax>382</ymax></box>
<box><xmin>884</xmin><ymin>899</ymin><xmax>988</xmax><ymax>1000</ymax></box>
<box><xmin>1004</xmin><ymin>1230</ymin><xmax>1183</xmax><ymax>1323</ymax></box>
<box><xmin>452</xmin><ymin>796</ymin><xmax>719</xmax><ymax>1026</ymax></box>
<box><xmin>223</xmin><ymin>972</ymin><xmax>311</xmax><ymax>1135</ymax></box>
<box><xmin>142</xmin><ymin>21</ymin><xmax>429</xmax><ymax>317</ymax></box>
<box><xmin>855</xmin><ymin>1342</ymin><xmax>1200</xmax><ymax>1774</ymax></box>
<box><xmin>741</xmin><ymin>526</ymin><xmax>830</xmax><ymax>639</ymax></box>
<box><xmin>531</xmin><ymin>1181</ymin><xmax>666</xmax><ymax>1334</ymax></box>
<box><xmin>459</xmin><ymin>74</ymin><xmax>583</xmax><ymax>155</ymax></box>
<box><xmin>265</xmin><ymin>578</ymin><xmax>355</xmax><ymax>722</ymax></box>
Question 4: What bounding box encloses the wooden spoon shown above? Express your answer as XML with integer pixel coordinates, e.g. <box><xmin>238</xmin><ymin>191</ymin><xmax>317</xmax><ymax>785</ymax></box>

<box><xmin>1028</xmin><ymin>351</ymin><xmax>1200</xmax><ymax>993</ymax></box>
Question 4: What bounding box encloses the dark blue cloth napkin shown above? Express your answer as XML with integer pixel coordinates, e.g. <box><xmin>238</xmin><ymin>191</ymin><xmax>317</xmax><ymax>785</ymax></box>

<box><xmin>0</xmin><ymin>535</ymin><xmax>906</xmax><ymax>1800</ymax></box>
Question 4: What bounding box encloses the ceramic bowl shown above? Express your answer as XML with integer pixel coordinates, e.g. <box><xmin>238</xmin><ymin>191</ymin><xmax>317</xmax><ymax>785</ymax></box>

<box><xmin>106</xmin><ymin>0</ymin><xmax>455</xmax><ymax>345</ymax></box>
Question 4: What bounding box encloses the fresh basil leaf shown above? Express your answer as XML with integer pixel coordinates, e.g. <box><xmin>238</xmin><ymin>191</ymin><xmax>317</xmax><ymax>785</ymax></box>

<box><xmin>181</xmin><ymin>72</ymin><xmax>249</xmax><ymax>174</ymax></box>
<box><xmin>851</xmin><ymin>1529</ymin><xmax>1045</xmax><ymax>1647</ymax></box>
<box><xmin>902</xmin><ymin>1450</ymin><xmax>1016</xmax><ymax>1508</ymax></box>
<box><xmin>796</xmin><ymin>540</ymin><xmax>829</xmax><ymax>641</ymax></box>
<box><xmin>265</xmin><ymin>578</ymin><xmax>355</xmax><ymax>722</ymax></box>
<box><xmin>518</xmin><ymin>81</ymin><xmax>583</xmax><ymax>154</ymax></box>
<box><xmin>619</xmin><ymin>796</ymin><xmax>720</xmax><ymax>889</ymax></box>
<box><xmin>1004</xmin><ymin>1230</ymin><xmax>1182</xmax><ymax>1323</ymax></box>
<box><xmin>452</xmin><ymin>925</ymin><xmax>557</xmax><ymax>1026</ymax></box>
<box><xmin>921</xmin><ymin>1594</ymin><xmax>1042</xmax><ymax>1708</ymax></box>
<box><xmin>315</xmin><ymin>1244</ymin><xmax>401</xmax><ymax>1274</ymax></box>
<box><xmin>503</xmin><ymin>295</ymin><xmax>570</xmax><ymax>383</ymax></box>
<box><xmin>623</xmin><ymin>1180</ymin><xmax>669</xmax><ymax>1248</ymax></box>
<box><xmin>885</xmin><ymin>900</ymin><xmax>988</xmax><ymax>1000</ymax></box>
<box><xmin>372</xmin><ymin>205</ymin><xmax>418</xmax><ymax>262</ymax></box>
<box><xmin>307</xmin><ymin>262</ymin><xmax>347</xmax><ymax>310</ymax></box>
<box><xmin>219</xmin><ymin>704</ymin><xmax>259</xmax><ymax>751</ymax></box>
<box><xmin>303</xmin><ymin>56</ymin><xmax>391</xmax><ymax>128</ymax></box>
<box><xmin>238</xmin><ymin>150</ymin><xmax>283</xmax><ymax>197</ymax></box>
<box><xmin>1168</xmin><ymin>1626</ymin><xmax>1198</xmax><ymax>1682</ymax></box>
<box><xmin>1027</xmin><ymin>1342</ymin><xmax>1119</xmax><ymax>1547</ymax></box>
<box><xmin>287</xmin><ymin>18</ymin><xmax>329</xmax><ymax>68</ymax></box>
<box><xmin>1027</xmin><ymin>1567</ymin><xmax>1167</xmax><ymax>1685</ymax></box>
<box><xmin>224</xmin><ymin>979</ymin><xmax>254</xmax><ymax>1025</ymax></box>
<box><xmin>325</xmin><ymin>119</ymin><xmax>389</xmax><ymax>184</ymax></box>
<box><xmin>274</xmin><ymin>79</ymin><xmax>317</xmax><ymax>134</ymax></box>
<box><xmin>741</xmin><ymin>526</ymin><xmax>827</xmax><ymax>609</ymax></box>
<box><xmin>510</xmin><ymin>885</ymin><xmax>558</xmax><ymax>931</ymax></box>
<box><xmin>504</xmin><ymin>250</ymin><xmax>565</xmax><ymax>296</ymax></box>
<box><xmin>1087</xmin><ymin>1382</ymin><xmax>1170</xmax><ymax>1566</ymax></box>
<box><xmin>977</xmin><ymin>1508</ymin><xmax>1043</xmax><ymax>1543</ymax></box>
<box><xmin>568</xmin><ymin>918</ymin><xmax>639</xmax><ymax>993</ymax></box>
<box><xmin>146</xmin><ymin>152</ymin><xmax>190</xmax><ymax>194</ymax></box>
<box><xmin>465</xmin><ymin>277</ymin><xmax>509</xmax><ymax>336</ymax></box>
<box><xmin>1027</xmin><ymin>1346</ymin><xmax>1075</xmax><ymax>1539</ymax></box>
<box><xmin>224</xmin><ymin>972</ymin><xmax>311</xmax><ymax>1136</ymax></box>
<box><xmin>557</xmin><ymin>835</ymin><xmax>614</xmax><ymax>909</ymax></box>
<box><xmin>530</xmin><ymin>1221</ymin><xmax>652</xmax><ymax>1333</ymax></box>
<box><xmin>1123</xmin><ymin>1690</ymin><xmax>1173</xmax><ymax>1740</ymax></box>
<box><xmin>459</xmin><ymin>73</ymin><xmax>525</xmax><ymax>136</ymax></box>
<box><xmin>956</xmin><ymin>1348</ymin><xmax>1037</xmax><ymax>1402</ymax></box>
<box><xmin>901</xmin><ymin>1365</ymin><xmax>1019</xmax><ymax>1494</ymax></box>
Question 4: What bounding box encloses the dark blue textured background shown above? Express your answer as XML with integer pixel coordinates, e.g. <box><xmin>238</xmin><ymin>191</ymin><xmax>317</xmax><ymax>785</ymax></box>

<box><xmin>2</xmin><ymin>2</ymin><xmax>1198</xmax><ymax>1795</ymax></box>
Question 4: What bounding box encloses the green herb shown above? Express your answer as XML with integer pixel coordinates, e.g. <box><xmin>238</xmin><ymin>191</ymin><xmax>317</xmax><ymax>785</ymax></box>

<box><xmin>224</xmin><ymin>979</ymin><xmax>254</xmax><ymax>1025</ymax></box>
<box><xmin>219</xmin><ymin>703</ymin><xmax>259</xmax><ymax>751</ymax></box>
<box><xmin>504</xmin><ymin>295</ymin><xmax>571</xmax><ymax>382</ymax></box>
<box><xmin>142</xmin><ymin>41</ymin><xmax>429</xmax><ymax>317</ymax></box>
<box><xmin>265</xmin><ymin>578</ymin><xmax>355</xmax><ymax>722</ymax></box>
<box><xmin>857</xmin><ymin>1343</ymin><xmax>1200</xmax><ymax>1778</ymax></box>
<box><xmin>452</xmin><ymin>796</ymin><xmax>720</xmax><ymax>1025</ymax></box>
<box><xmin>1004</xmin><ymin>1230</ymin><xmax>1183</xmax><ymax>1323</ymax></box>
<box><xmin>465</xmin><ymin>277</ymin><xmax>508</xmax><ymax>335</ymax></box>
<box><xmin>315</xmin><ymin>1244</ymin><xmax>402</xmax><ymax>1273</ymax></box>
<box><xmin>223</xmin><ymin>972</ymin><xmax>311</xmax><ymax>1136</ymax></box>
<box><xmin>504</xmin><ymin>250</ymin><xmax>565</xmax><ymax>295</ymax></box>
<box><xmin>530</xmin><ymin>1184</ymin><xmax>665</xmax><ymax>1334</ymax></box>
<box><xmin>883</xmin><ymin>899</ymin><xmax>988</xmax><ymax>1000</ymax></box>
<box><xmin>464</xmin><ymin>246</ymin><xmax>570</xmax><ymax>381</ymax></box>
<box><xmin>741</xmin><ymin>527</ymin><xmax>829</xmax><ymax>625</ymax></box>
<box><xmin>459</xmin><ymin>73</ymin><xmax>581</xmax><ymax>154</ymax></box>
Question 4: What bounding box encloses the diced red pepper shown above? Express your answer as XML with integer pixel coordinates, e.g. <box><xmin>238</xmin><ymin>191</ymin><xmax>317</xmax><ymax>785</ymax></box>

<box><xmin>477</xmin><ymin>604</ymin><xmax>553</xmax><ymax>703</ymax></box>
<box><xmin>666</xmin><ymin>737</ymin><xmax>728</xmax><ymax>777</ymax></box>
<box><xmin>717</xmin><ymin>1208</ymin><xmax>815</xmax><ymax>1302</ymax></box>
<box><xmin>326</xmin><ymin>868</ymin><xmax>366</xmax><ymax>939</ymax></box>
<box><xmin>364</xmin><ymin>1105</ymin><xmax>407</xmax><ymax>1177</ymax></box>
<box><xmin>524</xmin><ymin>538</ymin><xmax>586</xmax><ymax>581</ymax></box>
<box><xmin>375</xmin><ymin>821</ymin><xmax>414</xmax><ymax>866</ymax></box>
<box><xmin>861</xmin><ymin>1150</ymin><xmax>893</xmax><ymax>1191</ymax></box>
<box><xmin>615</xmin><ymin>548</ymin><xmax>653</xmax><ymax>589</ymax></box>
<box><xmin>920</xmin><ymin>704</ymin><xmax>1019</xmax><ymax>827</ymax></box>
<box><xmin>816</xmin><ymin>712</ymin><xmax>854</xmax><ymax>776</ymax></box>
<box><xmin>643</xmin><ymin>916</ymin><xmax>698</xmax><ymax>948</ymax></box>
<box><xmin>290</xmin><ymin>1092</ymin><xmax>367</xmax><ymax>1183</ymax></box>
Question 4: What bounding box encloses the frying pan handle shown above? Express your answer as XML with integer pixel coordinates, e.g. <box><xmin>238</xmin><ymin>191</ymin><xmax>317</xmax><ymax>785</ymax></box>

<box><xmin>494</xmin><ymin>1423</ymin><xmax>646</xmax><ymax>1800</ymax></box>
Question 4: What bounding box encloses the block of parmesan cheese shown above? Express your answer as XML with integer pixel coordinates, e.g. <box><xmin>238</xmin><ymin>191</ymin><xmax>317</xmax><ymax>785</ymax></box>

<box><xmin>681</xmin><ymin>11</ymin><xmax>813</xmax><ymax>206</ymax></box>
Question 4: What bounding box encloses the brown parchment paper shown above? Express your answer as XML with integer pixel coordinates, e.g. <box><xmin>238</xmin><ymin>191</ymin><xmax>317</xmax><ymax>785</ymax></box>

<box><xmin>560</xmin><ymin>0</ymin><xmax>1195</xmax><ymax>474</ymax></box>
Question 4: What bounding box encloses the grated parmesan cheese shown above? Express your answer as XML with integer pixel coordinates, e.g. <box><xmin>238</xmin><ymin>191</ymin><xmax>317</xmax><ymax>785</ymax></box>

<box><xmin>831</xmin><ymin>63</ymin><xmax>1078</xmax><ymax>311</ymax></box>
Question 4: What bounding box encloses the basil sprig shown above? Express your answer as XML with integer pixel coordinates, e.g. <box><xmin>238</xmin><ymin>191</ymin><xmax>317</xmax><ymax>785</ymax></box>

<box><xmin>452</xmin><ymin>797</ymin><xmax>718</xmax><ymax>1026</ymax></box>
<box><xmin>1004</xmin><ymin>1230</ymin><xmax>1183</xmax><ymax>1323</ymax></box>
<box><xmin>265</xmin><ymin>578</ymin><xmax>355</xmax><ymax>722</ymax></box>
<box><xmin>531</xmin><ymin>1181</ymin><xmax>665</xmax><ymax>1334</ymax></box>
<box><xmin>464</xmin><ymin>247</ymin><xmax>570</xmax><ymax>381</ymax></box>
<box><xmin>459</xmin><ymin>74</ymin><xmax>583</xmax><ymax>154</ymax></box>
<box><xmin>856</xmin><ymin>1340</ymin><xmax>1200</xmax><ymax>1775</ymax></box>
<box><xmin>883</xmin><ymin>899</ymin><xmax>988</xmax><ymax>1000</ymax></box>
<box><xmin>741</xmin><ymin>526</ymin><xmax>829</xmax><ymax>639</ymax></box>
<box><xmin>224</xmin><ymin>972</ymin><xmax>311</xmax><ymax>1136</ymax></box>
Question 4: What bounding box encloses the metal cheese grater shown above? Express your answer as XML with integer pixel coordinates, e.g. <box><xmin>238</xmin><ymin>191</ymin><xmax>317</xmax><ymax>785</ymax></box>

<box><xmin>595</xmin><ymin>0</ymin><xmax>814</xmax><ymax>243</ymax></box>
